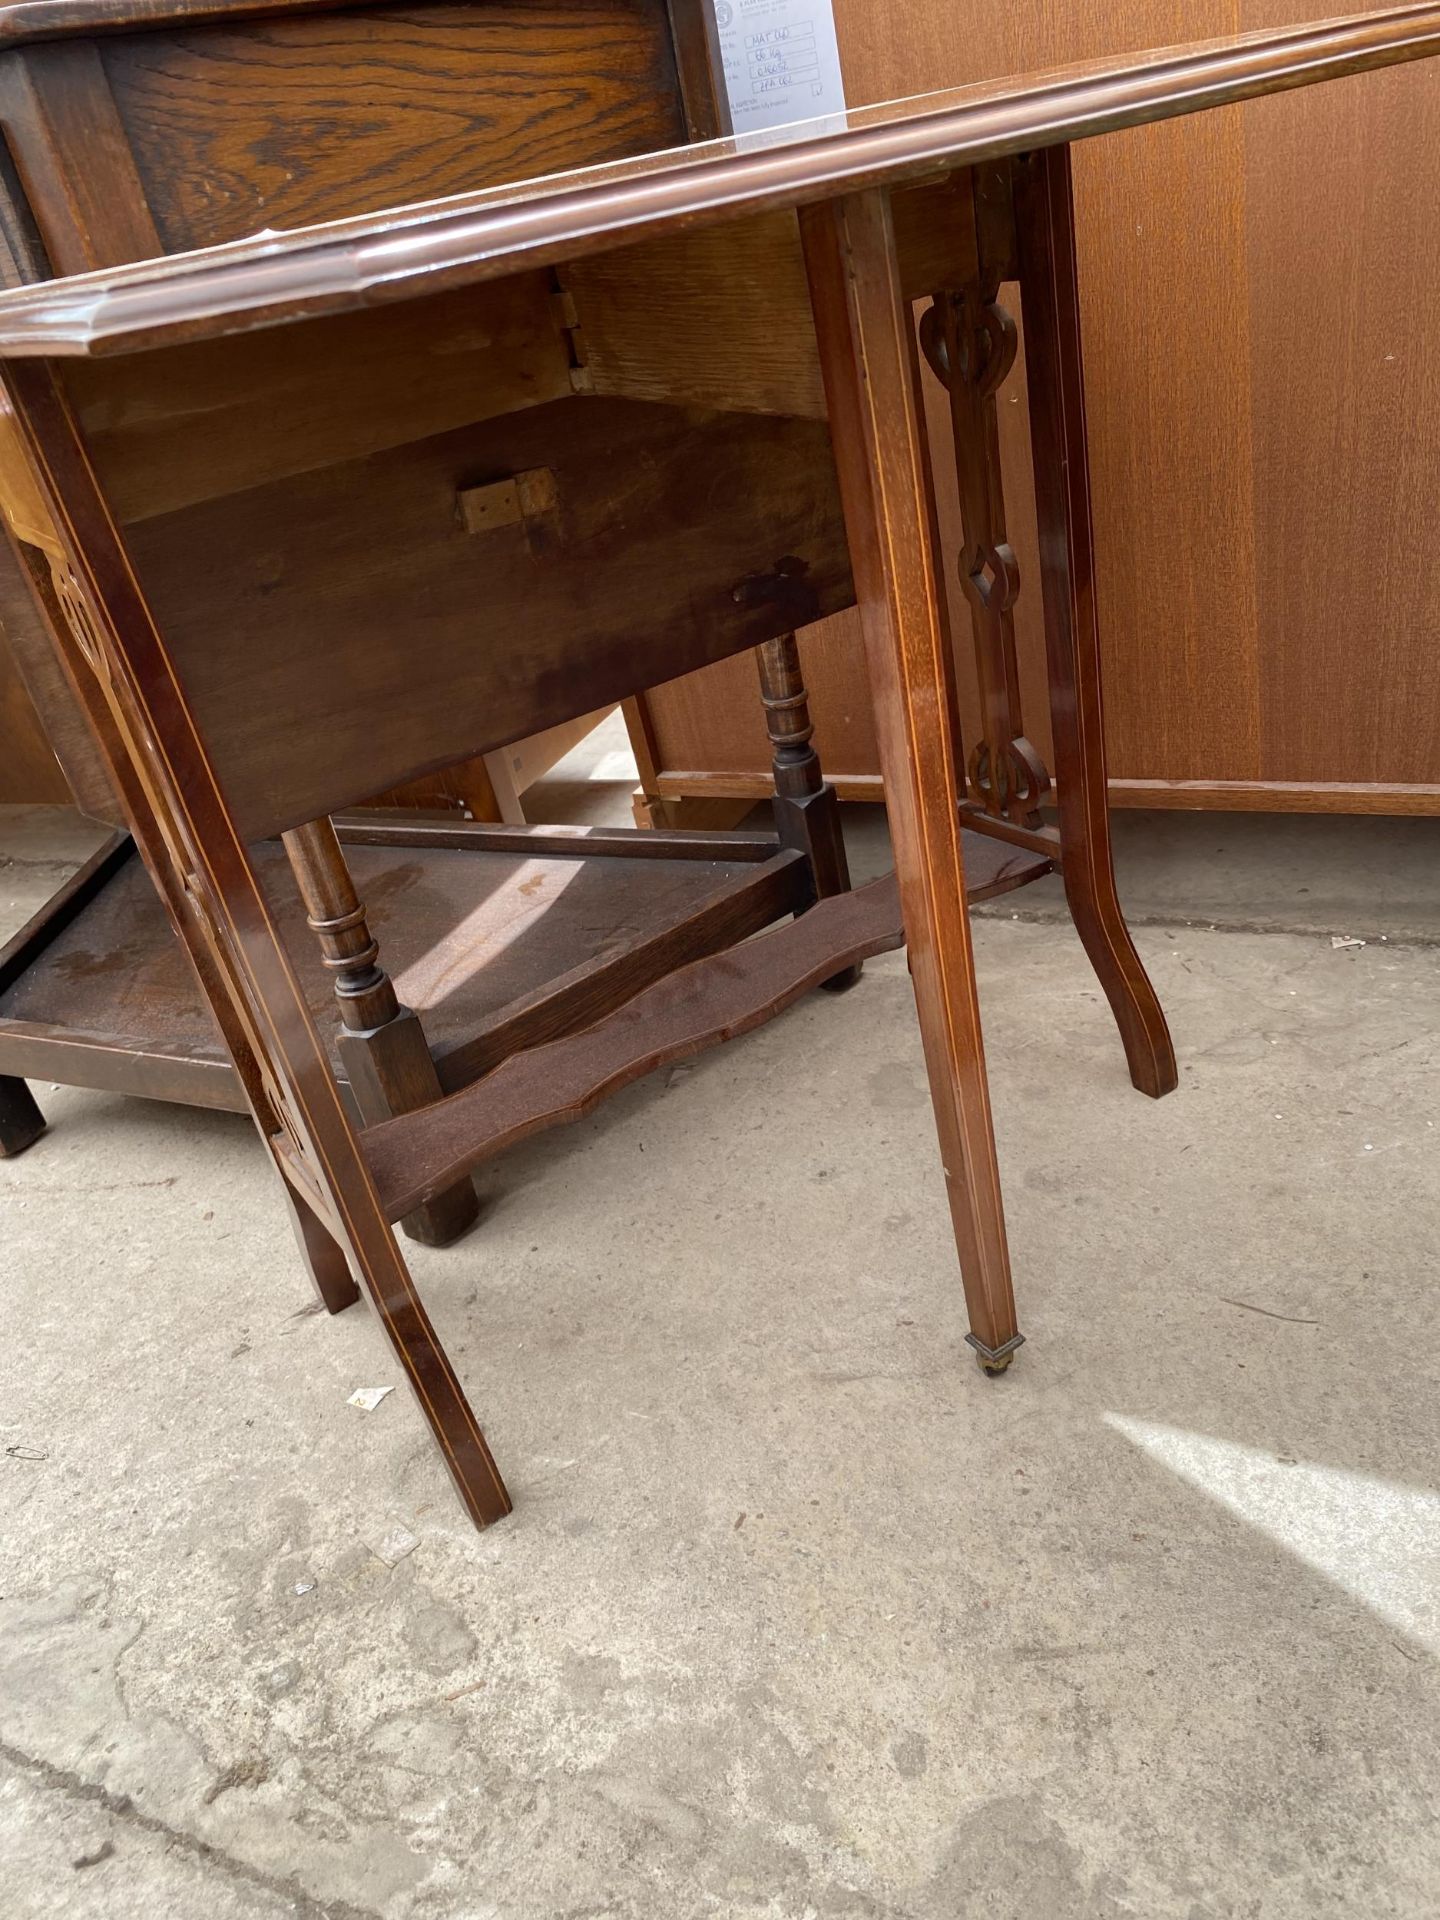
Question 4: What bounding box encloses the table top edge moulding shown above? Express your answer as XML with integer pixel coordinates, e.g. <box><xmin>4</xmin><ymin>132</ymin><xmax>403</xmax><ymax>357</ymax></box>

<box><xmin>0</xmin><ymin>5</ymin><xmax>1435</xmax><ymax>356</ymax></box>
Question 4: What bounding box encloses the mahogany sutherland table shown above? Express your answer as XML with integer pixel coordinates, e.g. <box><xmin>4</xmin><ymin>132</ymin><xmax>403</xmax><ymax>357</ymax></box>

<box><xmin>0</xmin><ymin>8</ymin><xmax>1435</xmax><ymax>1527</ymax></box>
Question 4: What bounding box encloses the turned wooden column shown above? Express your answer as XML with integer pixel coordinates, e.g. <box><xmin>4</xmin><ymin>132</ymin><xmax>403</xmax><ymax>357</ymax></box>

<box><xmin>755</xmin><ymin>631</ymin><xmax>861</xmax><ymax>990</ymax></box>
<box><xmin>282</xmin><ymin>817</ymin><xmax>481</xmax><ymax>1245</ymax></box>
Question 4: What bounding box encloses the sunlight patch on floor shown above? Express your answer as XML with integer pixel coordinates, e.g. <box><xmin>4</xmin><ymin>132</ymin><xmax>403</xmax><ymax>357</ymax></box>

<box><xmin>1106</xmin><ymin>1413</ymin><xmax>1440</xmax><ymax>1656</ymax></box>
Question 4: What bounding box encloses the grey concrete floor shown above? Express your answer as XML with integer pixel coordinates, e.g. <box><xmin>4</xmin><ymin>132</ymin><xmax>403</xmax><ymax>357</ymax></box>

<box><xmin>2</xmin><ymin>744</ymin><xmax>1439</xmax><ymax>1918</ymax></box>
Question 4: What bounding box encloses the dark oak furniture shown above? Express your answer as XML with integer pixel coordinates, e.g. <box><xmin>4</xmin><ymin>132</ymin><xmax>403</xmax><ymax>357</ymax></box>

<box><xmin>0</xmin><ymin>0</ymin><xmax>810</xmax><ymax>1241</ymax></box>
<box><xmin>0</xmin><ymin>0</ymin><xmax>736</xmax><ymax>1245</ymax></box>
<box><xmin>0</xmin><ymin>0</ymin><xmax>730</xmax><ymax>823</ymax></box>
<box><xmin>3</xmin><ymin>8</ymin><xmax>1435</xmax><ymax>1526</ymax></box>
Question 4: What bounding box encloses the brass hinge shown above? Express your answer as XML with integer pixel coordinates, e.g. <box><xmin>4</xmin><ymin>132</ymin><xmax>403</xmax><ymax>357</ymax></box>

<box><xmin>550</xmin><ymin>274</ymin><xmax>593</xmax><ymax>393</ymax></box>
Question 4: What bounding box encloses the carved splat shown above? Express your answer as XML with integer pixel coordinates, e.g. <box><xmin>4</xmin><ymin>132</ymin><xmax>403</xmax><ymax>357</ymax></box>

<box><xmin>920</xmin><ymin>165</ymin><xmax>1052</xmax><ymax>831</ymax></box>
<box><xmin>51</xmin><ymin>560</ymin><xmax>112</xmax><ymax>684</ymax></box>
<box><xmin>282</xmin><ymin>817</ymin><xmax>399</xmax><ymax>1035</ymax></box>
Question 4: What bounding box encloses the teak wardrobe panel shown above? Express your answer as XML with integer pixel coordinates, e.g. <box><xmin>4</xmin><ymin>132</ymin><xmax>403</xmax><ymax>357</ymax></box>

<box><xmin>632</xmin><ymin>0</ymin><xmax>1440</xmax><ymax>816</ymax></box>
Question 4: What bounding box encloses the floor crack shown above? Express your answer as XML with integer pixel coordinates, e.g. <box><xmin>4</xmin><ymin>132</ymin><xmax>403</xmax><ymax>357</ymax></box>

<box><xmin>0</xmin><ymin>1737</ymin><xmax>382</xmax><ymax>1920</ymax></box>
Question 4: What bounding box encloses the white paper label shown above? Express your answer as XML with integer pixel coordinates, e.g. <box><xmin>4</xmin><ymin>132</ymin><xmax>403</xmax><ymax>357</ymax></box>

<box><xmin>713</xmin><ymin>0</ymin><xmax>848</xmax><ymax>140</ymax></box>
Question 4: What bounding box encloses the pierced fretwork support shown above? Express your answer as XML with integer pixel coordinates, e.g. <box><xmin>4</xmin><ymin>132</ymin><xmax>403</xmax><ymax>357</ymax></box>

<box><xmin>919</xmin><ymin>165</ymin><xmax>1051</xmax><ymax>830</ymax></box>
<box><xmin>918</xmin><ymin>155</ymin><xmax>1176</xmax><ymax>1099</ymax></box>
<box><xmin>281</xmin><ymin>817</ymin><xmax>482</xmax><ymax>1244</ymax></box>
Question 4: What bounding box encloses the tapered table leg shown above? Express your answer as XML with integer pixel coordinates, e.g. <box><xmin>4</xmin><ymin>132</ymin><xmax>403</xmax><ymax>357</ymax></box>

<box><xmin>801</xmin><ymin>189</ymin><xmax>1021</xmax><ymax>1371</ymax></box>
<box><xmin>7</xmin><ymin>358</ymin><xmax>512</xmax><ymax>1531</ymax></box>
<box><xmin>1014</xmin><ymin>145</ymin><xmax>1178</xmax><ymax>1100</ymax></box>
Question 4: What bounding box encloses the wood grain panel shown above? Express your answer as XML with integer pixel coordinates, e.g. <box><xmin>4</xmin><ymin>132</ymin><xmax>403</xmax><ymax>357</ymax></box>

<box><xmin>0</xmin><ymin>0</ymin><xmax>392</xmax><ymax>44</ymax></box>
<box><xmin>1068</xmin><ymin>103</ymin><xmax>1261</xmax><ymax>781</ymax></box>
<box><xmin>99</xmin><ymin>1</ymin><xmax>689</xmax><ymax>250</ymax></box>
<box><xmin>1240</xmin><ymin>3</ymin><xmax>1440</xmax><ymax>785</ymax></box>
<box><xmin>0</xmin><ymin>39</ymin><xmax>161</xmax><ymax>271</ymax></box>
<box><xmin>563</xmin><ymin>181</ymin><xmax>979</xmax><ymax>423</ymax></box>
<box><xmin>563</xmin><ymin>211</ymin><xmax>827</xmax><ymax>418</ymax></box>
<box><xmin>103</xmin><ymin>393</ymin><xmax>854</xmax><ymax>838</ymax></box>
<box><xmin>69</xmin><ymin>274</ymin><xmax>572</xmax><ymax>522</ymax></box>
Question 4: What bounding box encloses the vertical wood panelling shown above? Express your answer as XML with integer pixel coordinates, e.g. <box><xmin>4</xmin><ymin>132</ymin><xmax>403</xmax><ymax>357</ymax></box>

<box><xmin>833</xmin><ymin>0</ymin><xmax>1263</xmax><ymax>786</ymax></box>
<box><xmin>647</xmin><ymin>2</ymin><xmax>1440</xmax><ymax>810</ymax></box>
<box><xmin>1240</xmin><ymin>2</ymin><xmax>1440</xmax><ymax>784</ymax></box>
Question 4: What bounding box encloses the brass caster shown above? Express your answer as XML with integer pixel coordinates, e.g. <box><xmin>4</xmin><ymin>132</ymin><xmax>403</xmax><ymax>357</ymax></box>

<box><xmin>965</xmin><ymin>1331</ymin><xmax>1025</xmax><ymax>1374</ymax></box>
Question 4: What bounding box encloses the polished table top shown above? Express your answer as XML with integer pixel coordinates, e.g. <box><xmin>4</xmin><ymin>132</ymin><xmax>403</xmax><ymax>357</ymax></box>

<box><xmin>0</xmin><ymin>3</ymin><xmax>1435</xmax><ymax>357</ymax></box>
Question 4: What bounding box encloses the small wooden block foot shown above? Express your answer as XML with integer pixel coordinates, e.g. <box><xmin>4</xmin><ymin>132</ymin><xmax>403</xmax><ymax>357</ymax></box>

<box><xmin>819</xmin><ymin>963</ymin><xmax>863</xmax><ymax>993</ymax></box>
<box><xmin>771</xmin><ymin>784</ymin><xmax>849</xmax><ymax>899</ymax></box>
<box><xmin>775</xmin><ymin>788</ymin><xmax>861</xmax><ymax>992</ymax></box>
<box><xmin>396</xmin><ymin>1174</ymin><xmax>482</xmax><ymax>1248</ymax></box>
<box><xmin>0</xmin><ymin>1076</ymin><xmax>46</xmax><ymax>1156</ymax></box>
<box><xmin>338</xmin><ymin>1015</ymin><xmax>482</xmax><ymax>1245</ymax></box>
<box><xmin>283</xmin><ymin>1186</ymin><xmax>361</xmax><ymax>1314</ymax></box>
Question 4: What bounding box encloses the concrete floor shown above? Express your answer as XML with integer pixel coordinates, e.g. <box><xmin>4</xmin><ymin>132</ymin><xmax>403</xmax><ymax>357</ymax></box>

<box><xmin>2</xmin><ymin>748</ymin><xmax>1439</xmax><ymax>1918</ymax></box>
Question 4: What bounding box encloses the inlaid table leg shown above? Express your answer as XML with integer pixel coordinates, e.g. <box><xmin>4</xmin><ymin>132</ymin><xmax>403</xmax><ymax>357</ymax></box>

<box><xmin>801</xmin><ymin>188</ymin><xmax>1022</xmax><ymax>1372</ymax></box>
<box><xmin>5</xmin><ymin>359</ymin><xmax>512</xmax><ymax>1530</ymax></box>
<box><xmin>1013</xmin><ymin>145</ymin><xmax>1178</xmax><ymax>1099</ymax></box>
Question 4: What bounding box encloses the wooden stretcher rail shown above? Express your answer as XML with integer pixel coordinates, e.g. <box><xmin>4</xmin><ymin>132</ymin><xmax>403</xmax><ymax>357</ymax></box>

<box><xmin>361</xmin><ymin>871</ymin><xmax>910</xmax><ymax>1221</ymax></box>
<box><xmin>355</xmin><ymin>826</ymin><xmax>1047</xmax><ymax>1217</ymax></box>
<box><xmin>0</xmin><ymin>6</ymin><xmax>1435</xmax><ymax>355</ymax></box>
<box><xmin>430</xmin><ymin>850</ymin><xmax>809</xmax><ymax>1090</ymax></box>
<box><xmin>330</xmin><ymin>815</ymin><xmax>785</xmax><ymax>863</ymax></box>
<box><xmin>0</xmin><ymin>1019</ymin><xmax>241</xmax><ymax>1106</ymax></box>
